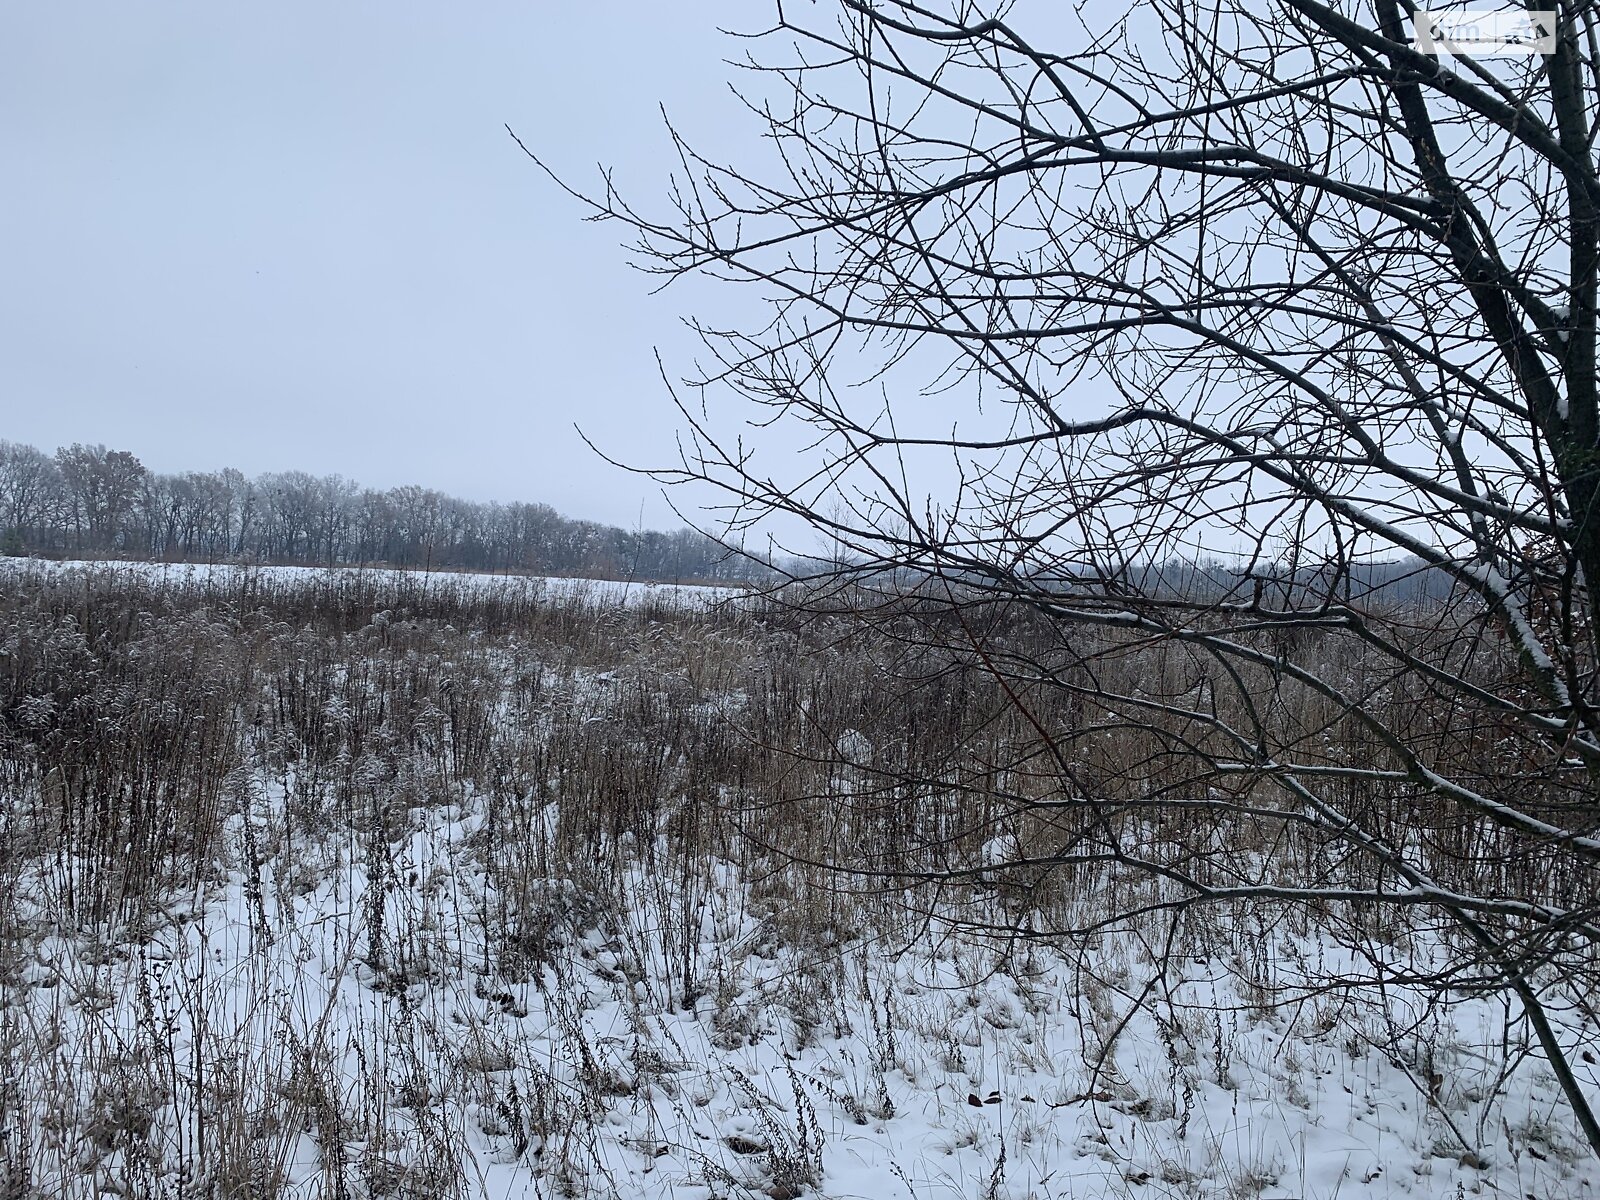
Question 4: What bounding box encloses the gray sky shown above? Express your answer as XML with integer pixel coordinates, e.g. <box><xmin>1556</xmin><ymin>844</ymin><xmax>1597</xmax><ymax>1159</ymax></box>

<box><xmin>1</xmin><ymin>1</ymin><xmax>748</xmax><ymax>528</ymax></box>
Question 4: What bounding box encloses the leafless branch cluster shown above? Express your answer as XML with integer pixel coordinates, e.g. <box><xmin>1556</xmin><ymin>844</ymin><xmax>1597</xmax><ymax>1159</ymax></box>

<box><xmin>533</xmin><ymin>0</ymin><xmax>1600</xmax><ymax>1156</ymax></box>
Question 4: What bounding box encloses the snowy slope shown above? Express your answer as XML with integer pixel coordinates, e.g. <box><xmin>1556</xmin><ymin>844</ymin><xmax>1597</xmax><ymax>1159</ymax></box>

<box><xmin>9</xmin><ymin>776</ymin><xmax>1598</xmax><ymax>1198</ymax></box>
<box><xmin>4</xmin><ymin>561</ymin><xmax>1599</xmax><ymax>1198</ymax></box>
<box><xmin>0</xmin><ymin>557</ymin><xmax>740</xmax><ymax>607</ymax></box>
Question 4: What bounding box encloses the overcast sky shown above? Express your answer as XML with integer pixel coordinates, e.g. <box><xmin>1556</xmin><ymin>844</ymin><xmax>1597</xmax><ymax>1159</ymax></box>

<box><xmin>1</xmin><ymin>2</ymin><xmax>753</xmax><ymax>528</ymax></box>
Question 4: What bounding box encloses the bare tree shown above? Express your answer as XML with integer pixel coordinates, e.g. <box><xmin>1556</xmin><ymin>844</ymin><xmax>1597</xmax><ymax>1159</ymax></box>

<box><xmin>54</xmin><ymin>444</ymin><xmax>146</xmax><ymax>552</ymax></box>
<box><xmin>0</xmin><ymin>442</ymin><xmax>62</xmax><ymax>552</ymax></box>
<box><xmin>534</xmin><ymin>0</ymin><xmax>1600</xmax><ymax>1156</ymax></box>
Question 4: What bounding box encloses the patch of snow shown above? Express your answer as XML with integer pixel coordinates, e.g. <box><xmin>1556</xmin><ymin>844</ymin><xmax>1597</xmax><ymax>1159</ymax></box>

<box><xmin>10</xmin><ymin>779</ymin><xmax>1598</xmax><ymax>1199</ymax></box>
<box><xmin>0</xmin><ymin>557</ymin><xmax>741</xmax><ymax>607</ymax></box>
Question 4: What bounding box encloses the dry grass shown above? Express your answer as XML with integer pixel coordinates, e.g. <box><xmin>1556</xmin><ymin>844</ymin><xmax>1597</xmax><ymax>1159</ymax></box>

<box><xmin>0</xmin><ymin>565</ymin><xmax>1594</xmax><ymax>1196</ymax></box>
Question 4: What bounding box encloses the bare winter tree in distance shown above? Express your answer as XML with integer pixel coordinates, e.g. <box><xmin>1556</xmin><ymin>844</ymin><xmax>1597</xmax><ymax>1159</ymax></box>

<box><xmin>531</xmin><ymin>0</ymin><xmax>1600</xmax><ymax>1158</ymax></box>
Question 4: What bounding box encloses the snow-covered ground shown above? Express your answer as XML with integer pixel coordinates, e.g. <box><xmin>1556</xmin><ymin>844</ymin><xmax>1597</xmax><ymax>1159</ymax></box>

<box><xmin>9</xmin><ymin>774</ymin><xmax>1598</xmax><ymax>1198</ymax></box>
<box><xmin>4</xmin><ymin>562</ymin><xmax>1599</xmax><ymax>1198</ymax></box>
<box><xmin>0</xmin><ymin>556</ymin><xmax>741</xmax><ymax>607</ymax></box>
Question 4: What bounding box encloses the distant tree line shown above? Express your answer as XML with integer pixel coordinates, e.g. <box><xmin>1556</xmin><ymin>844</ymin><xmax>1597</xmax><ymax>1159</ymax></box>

<box><xmin>0</xmin><ymin>440</ymin><xmax>758</xmax><ymax>582</ymax></box>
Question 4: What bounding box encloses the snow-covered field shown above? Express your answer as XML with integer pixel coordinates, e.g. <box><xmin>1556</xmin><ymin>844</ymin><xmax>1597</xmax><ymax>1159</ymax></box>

<box><xmin>3</xmin><ymin>561</ymin><xmax>1598</xmax><ymax>1198</ymax></box>
<box><xmin>0</xmin><ymin>556</ymin><xmax>740</xmax><ymax>607</ymax></box>
<box><xmin>11</xmin><ymin>793</ymin><xmax>1597</xmax><ymax>1199</ymax></box>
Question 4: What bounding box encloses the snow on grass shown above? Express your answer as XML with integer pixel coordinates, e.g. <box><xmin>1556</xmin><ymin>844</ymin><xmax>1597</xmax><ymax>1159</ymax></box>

<box><xmin>4</xmin><ymin>565</ymin><xmax>1599</xmax><ymax>1198</ymax></box>
<box><xmin>0</xmin><ymin>557</ymin><xmax>741</xmax><ymax>607</ymax></box>
<box><xmin>8</xmin><ymin>766</ymin><xmax>1598</xmax><ymax>1198</ymax></box>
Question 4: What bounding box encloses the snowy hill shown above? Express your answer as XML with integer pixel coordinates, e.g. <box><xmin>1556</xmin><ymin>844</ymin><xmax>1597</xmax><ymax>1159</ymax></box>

<box><xmin>2</xmin><ymin>562</ymin><xmax>1596</xmax><ymax>1198</ymax></box>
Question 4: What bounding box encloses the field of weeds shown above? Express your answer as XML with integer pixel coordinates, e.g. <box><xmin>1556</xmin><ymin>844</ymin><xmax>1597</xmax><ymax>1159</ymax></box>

<box><xmin>1</xmin><ymin>562</ymin><xmax>1596</xmax><ymax>1198</ymax></box>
